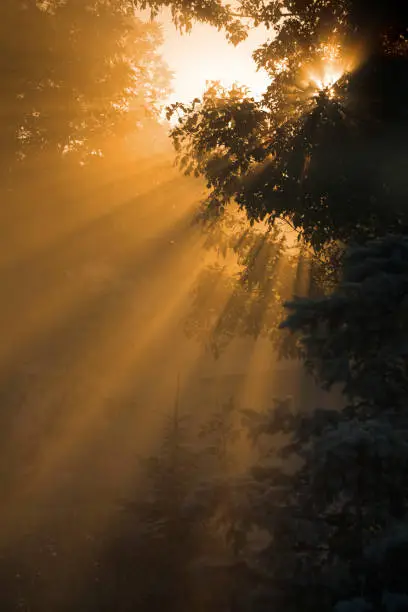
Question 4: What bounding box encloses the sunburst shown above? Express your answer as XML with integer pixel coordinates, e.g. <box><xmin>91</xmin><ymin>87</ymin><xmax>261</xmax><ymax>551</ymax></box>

<box><xmin>304</xmin><ymin>41</ymin><xmax>358</xmax><ymax>100</ymax></box>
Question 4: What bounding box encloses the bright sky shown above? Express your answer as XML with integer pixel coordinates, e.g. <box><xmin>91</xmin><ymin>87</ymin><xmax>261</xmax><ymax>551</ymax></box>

<box><xmin>156</xmin><ymin>10</ymin><xmax>272</xmax><ymax>104</ymax></box>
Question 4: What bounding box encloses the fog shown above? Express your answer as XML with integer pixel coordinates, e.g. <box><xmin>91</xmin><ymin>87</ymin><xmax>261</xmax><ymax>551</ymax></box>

<box><xmin>0</xmin><ymin>119</ymin><xmax>342</xmax><ymax>609</ymax></box>
<box><xmin>0</xmin><ymin>3</ymin><xmax>346</xmax><ymax>607</ymax></box>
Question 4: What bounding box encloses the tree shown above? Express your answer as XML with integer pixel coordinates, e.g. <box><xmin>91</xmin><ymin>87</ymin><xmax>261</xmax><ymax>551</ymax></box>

<box><xmin>183</xmin><ymin>206</ymin><xmax>300</xmax><ymax>355</ymax></box>
<box><xmin>220</xmin><ymin>235</ymin><xmax>408</xmax><ymax>612</ymax></box>
<box><xmin>281</xmin><ymin>235</ymin><xmax>408</xmax><ymax>408</ymax></box>
<box><xmin>92</xmin><ymin>398</ymin><xmax>205</xmax><ymax>612</ymax></box>
<box><xmin>134</xmin><ymin>0</ymin><xmax>248</xmax><ymax>44</ymax></box>
<box><xmin>0</xmin><ymin>0</ymin><xmax>171</xmax><ymax>178</ymax></box>
<box><xmin>235</xmin><ymin>401</ymin><xmax>408</xmax><ymax>612</ymax></box>
<box><xmin>93</xmin><ymin>397</ymin><xmax>250</xmax><ymax>612</ymax></box>
<box><xmin>184</xmin><ymin>397</ymin><xmax>257</xmax><ymax>612</ymax></box>
<box><xmin>167</xmin><ymin>0</ymin><xmax>408</xmax><ymax>250</ymax></box>
<box><xmin>181</xmin><ymin>199</ymin><xmax>341</xmax><ymax>356</ymax></box>
<box><xmin>145</xmin><ymin>3</ymin><xmax>408</xmax><ymax>608</ymax></box>
<box><xmin>165</xmin><ymin>0</ymin><xmax>408</xmax><ymax>351</ymax></box>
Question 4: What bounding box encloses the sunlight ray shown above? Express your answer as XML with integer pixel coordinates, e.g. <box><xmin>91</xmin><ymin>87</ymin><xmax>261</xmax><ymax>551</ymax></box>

<box><xmin>0</xmin><ymin>184</ymin><xmax>201</xmax><ymax>371</ymax></box>
<box><xmin>0</xmin><ymin>161</ymin><xmax>202</xmax><ymax>269</ymax></box>
<box><xmin>291</xmin><ymin>246</ymin><xmax>312</xmax><ymax>298</ymax></box>
<box><xmin>0</xmin><ymin>234</ymin><xmax>208</xmax><ymax>538</ymax></box>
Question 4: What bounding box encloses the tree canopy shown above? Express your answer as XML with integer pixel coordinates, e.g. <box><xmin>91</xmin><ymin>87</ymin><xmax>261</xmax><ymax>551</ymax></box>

<box><xmin>134</xmin><ymin>0</ymin><xmax>248</xmax><ymax>43</ymax></box>
<box><xmin>167</xmin><ymin>0</ymin><xmax>408</xmax><ymax>250</ymax></box>
<box><xmin>0</xmin><ymin>0</ymin><xmax>171</xmax><ymax>177</ymax></box>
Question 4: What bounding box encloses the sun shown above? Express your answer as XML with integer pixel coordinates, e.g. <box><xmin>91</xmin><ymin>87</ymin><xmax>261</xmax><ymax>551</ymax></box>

<box><xmin>304</xmin><ymin>41</ymin><xmax>358</xmax><ymax>99</ymax></box>
<box><xmin>306</xmin><ymin>66</ymin><xmax>344</xmax><ymax>101</ymax></box>
<box><xmin>308</xmin><ymin>66</ymin><xmax>344</xmax><ymax>93</ymax></box>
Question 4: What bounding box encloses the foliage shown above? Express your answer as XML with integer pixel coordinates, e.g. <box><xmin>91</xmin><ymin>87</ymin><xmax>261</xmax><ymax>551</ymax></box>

<box><xmin>216</xmin><ymin>235</ymin><xmax>408</xmax><ymax>612</ymax></box>
<box><xmin>142</xmin><ymin>3</ymin><xmax>408</xmax><ymax>610</ymax></box>
<box><xmin>134</xmin><ymin>0</ymin><xmax>248</xmax><ymax>44</ymax></box>
<box><xmin>174</xmin><ymin>236</ymin><xmax>408</xmax><ymax>612</ymax></box>
<box><xmin>108</xmin><ymin>397</ymin><xmax>252</xmax><ymax>612</ymax></box>
<box><xmin>164</xmin><ymin>0</ymin><xmax>408</xmax><ymax>354</ymax></box>
<box><xmin>183</xmin><ymin>208</ymin><xmax>300</xmax><ymax>355</ymax></box>
<box><xmin>168</xmin><ymin>83</ymin><xmax>271</xmax><ymax>214</ymax></box>
<box><xmin>199</xmin><ymin>397</ymin><xmax>241</xmax><ymax>469</ymax></box>
<box><xmin>109</xmin><ymin>405</ymin><xmax>205</xmax><ymax>612</ymax></box>
<box><xmin>0</xmin><ymin>0</ymin><xmax>171</xmax><ymax>175</ymax></box>
<box><xmin>281</xmin><ymin>235</ymin><xmax>408</xmax><ymax>407</ymax></box>
<box><xmin>182</xmin><ymin>203</ymin><xmax>342</xmax><ymax>356</ymax></box>
<box><xmin>167</xmin><ymin>1</ymin><xmax>408</xmax><ymax>250</ymax></box>
<box><xmin>221</xmin><ymin>398</ymin><xmax>408</xmax><ymax>612</ymax></box>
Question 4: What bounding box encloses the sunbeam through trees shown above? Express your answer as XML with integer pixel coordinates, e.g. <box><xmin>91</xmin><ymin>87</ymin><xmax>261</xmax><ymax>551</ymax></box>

<box><xmin>0</xmin><ymin>1</ymin><xmax>408</xmax><ymax>611</ymax></box>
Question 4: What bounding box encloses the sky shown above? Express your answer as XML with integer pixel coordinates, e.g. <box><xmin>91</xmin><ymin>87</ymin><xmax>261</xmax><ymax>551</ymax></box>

<box><xmin>155</xmin><ymin>9</ymin><xmax>272</xmax><ymax>104</ymax></box>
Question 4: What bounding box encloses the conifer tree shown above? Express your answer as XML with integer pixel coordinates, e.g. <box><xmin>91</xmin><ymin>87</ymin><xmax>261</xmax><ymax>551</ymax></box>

<box><xmin>226</xmin><ymin>236</ymin><xmax>408</xmax><ymax>612</ymax></box>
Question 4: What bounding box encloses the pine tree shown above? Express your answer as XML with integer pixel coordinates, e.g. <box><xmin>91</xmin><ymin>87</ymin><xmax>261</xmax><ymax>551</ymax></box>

<box><xmin>112</xmin><ymin>379</ymin><xmax>205</xmax><ymax>612</ymax></box>
<box><xmin>226</xmin><ymin>236</ymin><xmax>408</xmax><ymax>612</ymax></box>
<box><xmin>281</xmin><ymin>235</ymin><xmax>408</xmax><ymax>409</ymax></box>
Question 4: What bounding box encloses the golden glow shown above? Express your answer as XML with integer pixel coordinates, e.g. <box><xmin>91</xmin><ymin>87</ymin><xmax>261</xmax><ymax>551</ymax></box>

<box><xmin>304</xmin><ymin>40</ymin><xmax>358</xmax><ymax>98</ymax></box>
<box><xmin>0</xmin><ymin>134</ymin><xmax>303</xmax><ymax>550</ymax></box>
<box><xmin>0</xmin><ymin>12</ymin><xmax>347</xmax><ymax>607</ymax></box>
<box><xmin>157</xmin><ymin>9</ymin><xmax>270</xmax><ymax>104</ymax></box>
<box><xmin>309</xmin><ymin>68</ymin><xmax>343</xmax><ymax>92</ymax></box>
<box><xmin>0</xmin><ymin>152</ymin><xmax>211</xmax><ymax>544</ymax></box>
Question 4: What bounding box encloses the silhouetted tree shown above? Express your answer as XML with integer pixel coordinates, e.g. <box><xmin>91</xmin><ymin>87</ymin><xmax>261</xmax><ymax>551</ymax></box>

<box><xmin>236</xmin><ymin>400</ymin><xmax>408</xmax><ymax>612</ymax></box>
<box><xmin>167</xmin><ymin>1</ymin><xmax>408</xmax><ymax>250</ymax></box>
<box><xmin>281</xmin><ymin>235</ymin><xmax>408</xmax><ymax>408</ymax></box>
<box><xmin>134</xmin><ymin>0</ymin><xmax>248</xmax><ymax>44</ymax></box>
<box><xmin>222</xmin><ymin>236</ymin><xmax>408</xmax><ymax>612</ymax></box>
<box><xmin>112</xmin><ymin>389</ymin><xmax>205</xmax><ymax>612</ymax></box>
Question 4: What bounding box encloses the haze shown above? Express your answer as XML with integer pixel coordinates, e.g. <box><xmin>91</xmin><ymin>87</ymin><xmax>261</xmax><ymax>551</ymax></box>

<box><xmin>0</xmin><ymin>3</ymin><xmax>343</xmax><ymax>610</ymax></box>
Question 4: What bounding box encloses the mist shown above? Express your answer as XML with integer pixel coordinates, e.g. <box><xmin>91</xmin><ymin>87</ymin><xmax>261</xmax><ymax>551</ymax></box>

<box><xmin>0</xmin><ymin>2</ymin><xmax>358</xmax><ymax>611</ymax></box>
